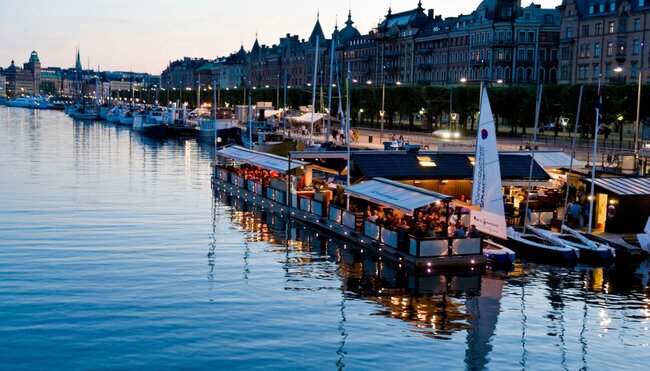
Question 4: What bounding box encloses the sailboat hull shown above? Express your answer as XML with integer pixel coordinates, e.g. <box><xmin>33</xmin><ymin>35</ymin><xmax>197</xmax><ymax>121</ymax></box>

<box><xmin>495</xmin><ymin>231</ymin><xmax>579</xmax><ymax>265</ymax></box>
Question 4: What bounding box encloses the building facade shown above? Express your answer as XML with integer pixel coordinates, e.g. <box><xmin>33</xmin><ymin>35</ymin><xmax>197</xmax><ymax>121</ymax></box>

<box><xmin>1</xmin><ymin>51</ymin><xmax>42</xmax><ymax>97</ymax></box>
<box><xmin>558</xmin><ymin>0</ymin><xmax>650</xmax><ymax>84</ymax></box>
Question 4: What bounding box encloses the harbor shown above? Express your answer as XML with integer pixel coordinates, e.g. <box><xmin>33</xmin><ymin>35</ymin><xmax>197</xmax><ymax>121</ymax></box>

<box><xmin>1</xmin><ymin>104</ymin><xmax>649</xmax><ymax>369</ymax></box>
<box><xmin>3</xmin><ymin>0</ymin><xmax>650</xmax><ymax>368</ymax></box>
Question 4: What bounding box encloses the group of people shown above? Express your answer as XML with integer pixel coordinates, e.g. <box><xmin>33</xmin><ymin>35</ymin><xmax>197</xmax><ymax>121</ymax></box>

<box><xmin>362</xmin><ymin>201</ymin><xmax>479</xmax><ymax>239</ymax></box>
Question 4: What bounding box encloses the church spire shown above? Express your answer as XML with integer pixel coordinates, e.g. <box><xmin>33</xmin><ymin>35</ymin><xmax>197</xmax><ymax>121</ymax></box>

<box><xmin>75</xmin><ymin>47</ymin><xmax>82</xmax><ymax>71</ymax></box>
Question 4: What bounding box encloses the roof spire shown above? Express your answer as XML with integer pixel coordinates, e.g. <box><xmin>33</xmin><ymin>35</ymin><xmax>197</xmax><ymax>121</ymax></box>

<box><xmin>346</xmin><ymin>9</ymin><xmax>354</xmax><ymax>27</ymax></box>
<box><xmin>417</xmin><ymin>0</ymin><xmax>423</xmax><ymax>10</ymax></box>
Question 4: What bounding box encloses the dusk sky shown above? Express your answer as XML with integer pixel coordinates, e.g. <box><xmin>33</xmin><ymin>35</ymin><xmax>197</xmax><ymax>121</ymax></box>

<box><xmin>1</xmin><ymin>0</ymin><xmax>560</xmax><ymax>74</ymax></box>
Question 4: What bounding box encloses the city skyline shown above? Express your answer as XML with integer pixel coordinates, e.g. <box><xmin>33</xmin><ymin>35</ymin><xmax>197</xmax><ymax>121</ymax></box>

<box><xmin>0</xmin><ymin>0</ymin><xmax>561</xmax><ymax>74</ymax></box>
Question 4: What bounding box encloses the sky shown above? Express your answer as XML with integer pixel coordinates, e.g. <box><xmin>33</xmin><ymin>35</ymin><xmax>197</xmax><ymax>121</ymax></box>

<box><xmin>0</xmin><ymin>0</ymin><xmax>561</xmax><ymax>74</ymax></box>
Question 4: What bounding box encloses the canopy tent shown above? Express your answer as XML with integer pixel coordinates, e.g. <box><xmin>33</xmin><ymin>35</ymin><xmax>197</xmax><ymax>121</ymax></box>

<box><xmin>346</xmin><ymin>177</ymin><xmax>454</xmax><ymax>215</ymax></box>
<box><xmin>288</xmin><ymin>113</ymin><xmax>340</xmax><ymax>125</ymax></box>
<box><xmin>217</xmin><ymin>145</ymin><xmax>307</xmax><ymax>173</ymax></box>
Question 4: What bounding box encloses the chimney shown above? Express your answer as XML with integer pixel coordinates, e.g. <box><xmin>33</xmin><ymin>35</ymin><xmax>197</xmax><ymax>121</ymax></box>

<box><xmin>428</xmin><ymin>9</ymin><xmax>434</xmax><ymax>19</ymax></box>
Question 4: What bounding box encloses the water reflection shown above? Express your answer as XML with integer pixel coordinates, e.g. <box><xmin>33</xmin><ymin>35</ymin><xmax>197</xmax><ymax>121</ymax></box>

<box><xmin>212</xmin><ymin>188</ymin><xmax>650</xmax><ymax>369</ymax></box>
<box><xmin>214</xmin><ymin>189</ymin><xmax>500</xmax><ymax>369</ymax></box>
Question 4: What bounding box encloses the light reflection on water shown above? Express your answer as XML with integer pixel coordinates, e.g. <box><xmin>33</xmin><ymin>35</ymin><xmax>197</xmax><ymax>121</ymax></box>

<box><xmin>0</xmin><ymin>107</ymin><xmax>648</xmax><ymax>370</ymax></box>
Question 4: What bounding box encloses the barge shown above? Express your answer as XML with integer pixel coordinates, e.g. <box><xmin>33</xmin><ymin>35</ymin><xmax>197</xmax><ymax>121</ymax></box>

<box><xmin>213</xmin><ymin>146</ymin><xmax>486</xmax><ymax>271</ymax></box>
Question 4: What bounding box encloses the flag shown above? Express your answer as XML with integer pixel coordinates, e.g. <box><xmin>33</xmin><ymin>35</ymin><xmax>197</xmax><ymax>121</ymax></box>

<box><xmin>595</xmin><ymin>85</ymin><xmax>603</xmax><ymax>119</ymax></box>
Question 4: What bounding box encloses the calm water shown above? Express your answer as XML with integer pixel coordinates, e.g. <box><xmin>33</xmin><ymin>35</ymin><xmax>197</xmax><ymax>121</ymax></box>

<box><xmin>0</xmin><ymin>107</ymin><xmax>648</xmax><ymax>370</ymax></box>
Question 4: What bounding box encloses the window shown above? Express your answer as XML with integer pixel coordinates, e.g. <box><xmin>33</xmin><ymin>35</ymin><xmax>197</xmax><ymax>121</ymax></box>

<box><xmin>607</xmin><ymin>42</ymin><xmax>614</xmax><ymax>56</ymax></box>
<box><xmin>551</xmin><ymin>49</ymin><xmax>558</xmax><ymax>61</ymax></box>
<box><xmin>608</xmin><ymin>22</ymin><xmax>615</xmax><ymax>34</ymax></box>
<box><xmin>589</xmin><ymin>4</ymin><xmax>594</xmax><ymax>14</ymax></box>
<box><xmin>539</xmin><ymin>49</ymin><xmax>546</xmax><ymax>61</ymax></box>
<box><xmin>528</xmin><ymin>31</ymin><xmax>535</xmax><ymax>41</ymax></box>
<box><xmin>610</xmin><ymin>2</ymin><xmax>616</xmax><ymax>11</ymax></box>
<box><xmin>631</xmin><ymin>62</ymin><xmax>638</xmax><ymax>78</ymax></box>
<box><xmin>600</xmin><ymin>4</ymin><xmax>605</xmax><ymax>12</ymax></box>
<box><xmin>634</xmin><ymin>19</ymin><xmax>641</xmax><ymax>31</ymax></box>
<box><xmin>618</xmin><ymin>40</ymin><xmax>626</xmax><ymax>55</ymax></box>
<box><xmin>565</xmin><ymin>26</ymin><xmax>573</xmax><ymax>38</ymax></box>
<box><xmin>619</xmin><ymin>21</ymin><xmax>627</xmax><ymax>33</ymax></box>
<box><xmin>605</xmin><ymin>64</ymin><xmax>612</xmax><ymax>78</ymax></box>
<box><xmin>582</xmin><ymin>25</ymin><xmax>590</xmax><ymax>37</ymax></box>
<box><xmin>498</xmin><ymin>49</ymin><xmax>505</xmax><ymax>60</ymax></box>
<box><xmin>579</xmin><ymin>65</ymin><xmax>588</xmax><ymax>80</ymax></box>
<box><xmin>561</xmin><ymin>46</ymin><xmax>570</xmax><ymax>60</ymax></box>
<box><xmin>633</xmin><ymin>39</ymin><xmax>640</xmax><ymax>55</ymax></box>
<box><xmin>595</xmin><ymin>23</ymin><xmax>602</xmax><ymax>35</ymax></box>
<box><xmin>595</xmin><ymin>42</ymin><xmax>601</xmax><ymax>57</ymax></box>
<box><xmin>593</xmin><ymin>65</ymin><xmax>600</xmax><ymax>78</ymax></box>
<box><xmin>560</xmin><ymin>66</ymin><xmax>569</xmax><ymax>80</ymax></box>
<box><xmin>519</xmin><ymin>31</ymin><xmax>526</xmax><ymax>41</ymax></box>
<box><xmin>640</xmin><ymin>0</ymin><xmax>646</xmax><ymax>7</ymax></box>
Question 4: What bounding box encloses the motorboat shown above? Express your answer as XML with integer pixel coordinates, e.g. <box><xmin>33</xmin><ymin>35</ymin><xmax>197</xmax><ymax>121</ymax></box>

<box><xmin>70</xmin><ymin>106</ymin><xmax>99</xmax><ymax>120</ymax></box>
<box><xmin>132</xmin><ymin>106</ymin><xmax>167</xmax><ymax>137</ymax></box>
<box><xmin>4</xmin><ymin>97</ymin><xmax>35</xmax><ymax>108</ymax></box>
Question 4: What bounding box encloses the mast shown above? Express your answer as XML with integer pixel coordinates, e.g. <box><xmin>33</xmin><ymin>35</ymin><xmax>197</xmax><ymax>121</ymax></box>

<box><xmin>560</xmin><ymin>86</ymin><xmax>584</xmax><ymax>232</ymax></box>
<box><xmin>326</xmin><ymin>38</ymin><xmax>335</xmax><ymax>143</ymax></box>
<box><xmin>283</xmin><ymin>66</ymin><xmax>288</xmax><ymax>137</ymax></box>
<box><xmin>523</xmin><ymin>84</ymin><xmax>543</xmax><ymax>234</ymax></box>
<box><xmin>309</xmin><ymin>35</ymin><xmax>320</xmax><ymax>146</ymax></box>
<box><xmin>345</xmin><ymin>61</ymin><xmax>351</xmax><ymax>210</ymax></box>
<box><xmin>248</xmin><ymin>88</ymin><xmax>253</xmax><ymax>149</ymax></box>
<box><xmin>588</xmin><ymin>77</ymin><xmax>603</xmax><ymax>234</ymax></box>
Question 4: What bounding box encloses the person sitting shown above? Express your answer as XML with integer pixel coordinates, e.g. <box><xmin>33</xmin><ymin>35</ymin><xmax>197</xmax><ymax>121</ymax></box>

<box><xmin>453</xmin><ymin>224</ymin><xmax>466</xmax><ymax>237</ymax></box>
<box><xmin>468</xmin><ymin>224</ymin><xmax>480</xmax><ymax>238</ymax></box>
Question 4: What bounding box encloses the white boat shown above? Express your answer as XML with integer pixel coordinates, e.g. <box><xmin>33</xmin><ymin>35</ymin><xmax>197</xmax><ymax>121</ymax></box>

<box><xmin>98</xmin><ymin>106</ymin><xmax>109</xmax><ymax>120</ymax></box>
<box><xmin>71</xmin><ymin>106</ymin><xmax>99</xmax><ymax>120</ymax></box>
<box><xmin>106</xmin><ymin>106</ymin><xmax>123</xmax><ymax>123</ymax></box>
<box><xmin>133</xmin><ymin>106</ymin><xmax>167</xmax><ymax>137</ymax></box>
<box><xmin>4</xmin><ymin>97</ymin><xmax>35</xmax><ymax>108</ymax></box>
<box><xmin>118</xmin><ymin>109</ymin><xmax>135</xmax><ymax>126</ymax></box>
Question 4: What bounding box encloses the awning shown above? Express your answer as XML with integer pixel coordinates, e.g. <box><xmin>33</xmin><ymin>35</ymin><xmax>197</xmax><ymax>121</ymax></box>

<box><xmin>508</xmin><ymin>151</ymin><xmax>585</xmax><ymax>169</ymax></box>
<box><xmin>288</xmin><ymin>113</ymin><xmax>338</xmax><ymax>124</ymax></box>
<box><xmin>217</xmin><ymin>145</ymin><xmax>307</xmax><ymax>173</ymax></box>
<box><xmin>583</xmin><ymin>176</ymin><xmax>650</xmax><ymax>196</ymax></box>
<box><xmin>346</xmin><ymin>177</ymin><xmax>453</xmax><ymax>215</ymax></box>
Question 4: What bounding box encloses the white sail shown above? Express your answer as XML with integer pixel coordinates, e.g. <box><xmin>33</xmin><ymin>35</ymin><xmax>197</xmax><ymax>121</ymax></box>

<box><xmin>470</xmin><ymin>87</ymin><xmax>508</xmax><ymax>239</ymax></box>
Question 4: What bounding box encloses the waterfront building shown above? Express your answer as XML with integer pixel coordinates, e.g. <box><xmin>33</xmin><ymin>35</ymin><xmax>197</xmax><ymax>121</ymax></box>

<box><xmin>210</xmin><ymin>46</ymin><xmax>248</xmax><ymax>90</ymax></box>
<box><xmin>0</xmin><ymin>75</ymin><xmax>6</xmax><ymax>97</ymax></box>
<box><xmin>160</xmin><ymin>57</ymin><xmax>211</xmax><ymax>90</ymax></box>
<box><xmin>558</xmin><ymin>0</ymin><xmax>650</xmax><ymax>84</ymax></box>
<box><xmin>248</xmin><ymin>16</ymin><xmax>330</xmax><ymax>91</ymax></box>
<box><xmin>1</xmin><ymin>51</ymin><xmax>41</xmax><ymax>97</ymax></box>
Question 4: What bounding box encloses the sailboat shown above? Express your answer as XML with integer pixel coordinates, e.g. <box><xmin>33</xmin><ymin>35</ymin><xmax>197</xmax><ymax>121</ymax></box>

<box><xmin>470</xmin><ymin>86</ymin><xmax>515</xmax><ymax>267</ymax></box>
<box><xmin>470</xmin><ymin>87</ymin><xmax>579</xmax><ymax>265</ymax></box>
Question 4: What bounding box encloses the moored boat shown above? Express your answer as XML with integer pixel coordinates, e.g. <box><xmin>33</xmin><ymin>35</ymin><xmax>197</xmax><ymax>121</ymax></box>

<box><xmin>528</xmin><ymin>225</ymin><xmax>615</xmax><ymax>265</ymax></box>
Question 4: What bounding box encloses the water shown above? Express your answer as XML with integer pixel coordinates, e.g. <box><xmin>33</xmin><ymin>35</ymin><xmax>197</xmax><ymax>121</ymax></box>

<box><xmin>0</xmin><ymin>107</ymin><xmax>648</xmax><ymax>370</ymax></box>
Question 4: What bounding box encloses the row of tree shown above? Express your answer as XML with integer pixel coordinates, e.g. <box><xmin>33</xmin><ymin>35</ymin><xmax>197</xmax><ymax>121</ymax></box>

<box><xmin>124</xmin><ymin>83</ymin><xmax>649</xmax><ymax>138</ymax></box>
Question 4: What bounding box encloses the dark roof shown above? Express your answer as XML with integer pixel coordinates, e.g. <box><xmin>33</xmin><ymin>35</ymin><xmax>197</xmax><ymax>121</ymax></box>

<box><xmin>351</xmin><ymin>151</ymin><xmax>549</xmax><ymax>181</ymax></box>
<box><xmin>338</xmin><ymin>11</ymin><xmax>361</xmax><ymax>45</ymax></box>
<box><xmin>584</xmin><ymin>176</ymin><xmax>650</xmax><ymax>196</ymax></box>
<box><xmin>379</xmin><ymin>2</ymin><xmax>428</xmax><ymax>31</ymax></box>
<box><xmin>309</xmin><ymin>18</ymin><xmax>326</xmax><ymax>46</ymax></box>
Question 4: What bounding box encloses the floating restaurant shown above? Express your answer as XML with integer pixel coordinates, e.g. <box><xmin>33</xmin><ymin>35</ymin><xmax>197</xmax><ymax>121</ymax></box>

<box><xmin>213</xmin><ymin>145</ymin><xmax>485</xmax><ymax>271</ymax></box>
